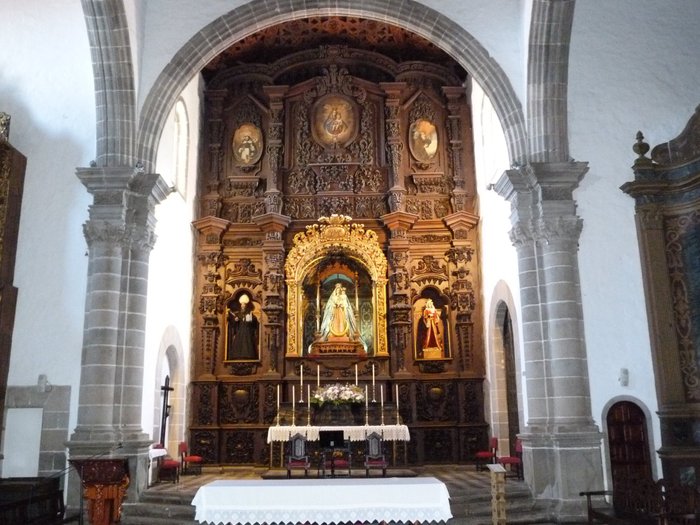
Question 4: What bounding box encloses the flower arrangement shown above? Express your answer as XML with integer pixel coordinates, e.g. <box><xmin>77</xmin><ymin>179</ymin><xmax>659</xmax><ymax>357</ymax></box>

<box><xmin>311</xmin><ymin>383</ymin><xmax>365</xmax><ymax>406</ymax></box>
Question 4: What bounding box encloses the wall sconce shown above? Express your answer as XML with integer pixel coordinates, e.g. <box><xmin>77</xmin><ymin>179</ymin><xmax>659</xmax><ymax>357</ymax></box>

<box><xmin>618</xmin><ymin>368</ymin><xmax>629</xmax><ymax>387</ymax></box>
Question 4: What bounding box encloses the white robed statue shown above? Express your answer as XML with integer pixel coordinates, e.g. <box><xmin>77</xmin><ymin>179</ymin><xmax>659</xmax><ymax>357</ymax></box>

<box><xmin>320</xmin><ymin>283</ymin><xmax>359</xmax><ymax>340</ymax></box>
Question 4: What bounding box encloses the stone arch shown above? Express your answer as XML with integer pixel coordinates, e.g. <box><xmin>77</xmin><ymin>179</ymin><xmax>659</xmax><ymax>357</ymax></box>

<box><xmin>153</xmin><ymin>327</ymin><xmax>186</xmax><ymax>453</ymax></box>
<box><xmin>135</xmin><ymin>0</ymin><xmax>528</xmax><ymax>172</ymax></box>
<box><xmin>487</xmin><ymin>281</ymin><xmax>523</xmax><ymax>455</ymax></box>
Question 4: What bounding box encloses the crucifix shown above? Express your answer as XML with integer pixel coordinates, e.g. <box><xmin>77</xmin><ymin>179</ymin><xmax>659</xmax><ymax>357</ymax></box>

<box><xmin>159</xmin><ymin>376</ymin><xmax>174</xmax><ymax>446</ymax></box>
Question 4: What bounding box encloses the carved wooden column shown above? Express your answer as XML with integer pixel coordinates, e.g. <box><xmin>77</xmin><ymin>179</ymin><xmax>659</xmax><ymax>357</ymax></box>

<box><xmin>202</xmin><ymin>90</ymin><xmax>227</xmax><ymax>218</ymax></box>
<box><xmin>381</xmin><ymin>212</ymin><xmax>418</xmax><ymax>374</ymax></box>
<box><xmin>444</xmin><ymin>212</ymin><xmax>479</xmax><ymax>373</ymax></box>
<box><xmin>263</xmin><ymin>85</ymin><xmax>288</xmax><ymax>215</ymax></box>
<box><xmin>442</xmin><ymin>87</ymin><xmax>470</xmax><ymax>212</ymax></box>
<box><xmin>380</xmin><ymin>83</ymin><xmax>407</xmax><ymax>212</ymax></box>
<box><xmin>253</xmin><ymin>213</ymin><xmax>291</xmax><ymax>374</ymax></box>
<box><xmin>192</xmin><ymin>217</ymin><xmax>229</xmax><ymax>378</ymax></box>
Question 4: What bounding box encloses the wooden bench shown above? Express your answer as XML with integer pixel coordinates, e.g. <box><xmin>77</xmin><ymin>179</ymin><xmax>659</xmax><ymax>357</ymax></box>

<box><xmin>581</xmin><ymin>478</ymin><xmax>698</xmax><ymax>525</ymax></box>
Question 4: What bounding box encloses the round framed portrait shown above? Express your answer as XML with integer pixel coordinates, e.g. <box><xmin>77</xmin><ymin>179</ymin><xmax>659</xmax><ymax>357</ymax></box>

<box><xmin>232</xmin><ymin>123</ymin><xmax>263</xmax><ymax>165</ymax></box>
<box><xmin>409</xmin><ymin>119</ymin><xmax>438</xmax><ymax>162</ymax></box>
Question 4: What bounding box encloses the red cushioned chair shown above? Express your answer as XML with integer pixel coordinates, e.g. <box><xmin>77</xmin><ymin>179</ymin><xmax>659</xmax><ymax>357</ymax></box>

<box><xmin>364</xmin><ymin>432</ymin><xmax>388</xmax><ymax>477</ymax></box>
<box><xmin>285</xmin><ymin>433</ymin><xmax>311</xmax><ymax>478</ymax></box>
<box><xmin>475</xmin><ymin>436</ymin><xmax>499</xmax><ymax>471</ymax></box>
<box><xmin>322</xmin><ymin>443</ymin><xmax>352</xmax><ymax>478</ymax></box>
<box><xmin>179</xmin><ymin>441</ymin><xmax>203</xmax><ymax>475</ymax></box>
<box><xmin>499</xmin><ymin>438</ymin><xmax>523</xmax><ymax>480</ymax></box>
<box><xmin>154</xmin><ymin>444</ymin><xmax>180</xmax><ymax>483</ymax></box>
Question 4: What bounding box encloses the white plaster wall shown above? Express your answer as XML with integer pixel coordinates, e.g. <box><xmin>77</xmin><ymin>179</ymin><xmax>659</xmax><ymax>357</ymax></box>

<box><xmin>471</xmin><ymin>82</ymin><xmax>523</xmax><ymax>425</ymax></box>
<box><xmin>1</xmin><ymin>0</ymin><xmax>94</xmax><ymax>437</ymax></box>
<box><xmin>141</xmin><ymin>74</ymin><xmax>202</xmax><ymax>439</ymax></box>
<box><xmin>569</xmin><ymin>0</ymin><xmax>700</xmax><ymax>472</ymax></box>
<box><xmin>136</xmin><ymin>0</ymin><xmax>526</xmax><ymax>113</ymax></box>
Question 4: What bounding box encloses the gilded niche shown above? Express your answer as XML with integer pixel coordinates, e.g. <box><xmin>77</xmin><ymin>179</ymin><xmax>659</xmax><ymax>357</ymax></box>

<box><xmin>284</xmin><ymin>214</ymin><xmax>388</xmax><ymax>358</ymax></box>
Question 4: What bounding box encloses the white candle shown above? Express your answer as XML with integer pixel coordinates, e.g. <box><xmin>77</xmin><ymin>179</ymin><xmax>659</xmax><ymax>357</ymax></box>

<box><xmin>355</xmin><ymin>364</ymin><xmax>358</xmax><ymax>385</ymax></box>
<box><xmin>300</xmin><ymin>365</ymin><xmax>304</xmax><ymax>388</ymax></box>
<box><xmin>317</xmin><ymin>365</ymin><xmax>320</xmax><ymax>387</ymax></box>
<box><xmin>292</xmin><ymin>385</ymin><xmax>295</xmax><ymax>405</ymax></box>
<box><xmin>307</xmin><ymin>384</ymin><xmax>311</xmax><ymax>409</ymax></box>
<box><xmin>276</xmin><ymin>384</ymin><xmax>280</xmax><ymax>410</ymax></box>
<box><xmin>380</xmin><ymin>384</ymin><xmax>384</xmax><ymax>407</ymax></box>
<box><xmin>395</xmin><ymin>384</ymin><xmax>399</xmax><ymax>412</ymax></box>
<box><xmin>372</xmin><ymin>364</ymin><xmax>375</xmax><ymax>387</ymax></box>
<box><xmin>365</xmin><ymin>385</ymin><xmax>368</xmax><ymax>411</ymax></box>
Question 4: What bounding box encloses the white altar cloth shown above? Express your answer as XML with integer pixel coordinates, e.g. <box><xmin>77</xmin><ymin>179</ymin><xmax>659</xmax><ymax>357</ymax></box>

<box><xmin>192</xmin><ymin>477</ymin><xmax>452</xmax><ymax>525</ymax></box>
<box><xmin>266</xmin><ymin>425</ymin><xmax>410</xmax><ymax>443</ymax></box>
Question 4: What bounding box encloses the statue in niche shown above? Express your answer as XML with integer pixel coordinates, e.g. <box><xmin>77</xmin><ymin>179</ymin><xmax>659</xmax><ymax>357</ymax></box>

<box><xmin>414</xmin><ymin>296</ymin><xmax>448</xmax><ymax>359</ymax></box>
<box><xmin>320</xmin><ymin>282</ymin><xmax>359</xmax><ymax>341</ymax></box>
<box><xmin>225</xmin><ymin>293</ymin><xmax>259</xmax><ymax>361</ymax></box>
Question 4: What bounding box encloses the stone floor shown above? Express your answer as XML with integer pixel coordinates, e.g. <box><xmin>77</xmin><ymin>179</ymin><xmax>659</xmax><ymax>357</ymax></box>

<box><xmin>121</xmin><ymin>464</ymin><xmax>590</xmax><ymax>524</ymax></box>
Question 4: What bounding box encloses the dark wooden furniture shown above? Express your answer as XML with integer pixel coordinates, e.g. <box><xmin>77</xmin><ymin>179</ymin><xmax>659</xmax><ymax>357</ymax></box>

<box><xmin>70</xmin><ymin>458</ymin><xmax>129</xmax><ymax>525</ymax></box>
<box><xmin>0</xmin><ymin>476</ymin><xmax>64</xmax><ymax>524</ymax></box>
<box><xmin>285</xmin><ymin>433</ymin><xmax>311</xmax><ymax>478</ymax></box>
<box><xmin>581</xmin><ymin>478</ymin><xmax>699</xmax><ymax>524</ymax></box>
<box><xmin>364</xmin><ymin>431</ymin><xmax>388</xmax><ymax>477</ymax></box>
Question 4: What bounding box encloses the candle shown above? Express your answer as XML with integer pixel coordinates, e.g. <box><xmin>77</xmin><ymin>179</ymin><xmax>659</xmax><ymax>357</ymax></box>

<box><xmin>300</xmin><ymin>365</ymin><xmax>304</xmax><ymax>388</ymax></box>
<box><xmin>395</xmin><ymin>384</ymin><xmax>399</xmax><ymax>412</ymax></box>
<box><xmin>380</xmin><ymin>384</ymin><xmax>384</xmax><ymax>407</ymax></box>
<box><xmin>365</xmin><ymin>385</ymin><xmax>369</xmax><ymax>410</ymax></box>
<box><xmin>317</xmin><ymin>365</ymin><xmax>320</xmax><ymax>387</ymax></box>
<box><xmin>372</xmin><ymin>363</ymin><xmax>375</xmax><ymax>388</ymax></box>
<box><xmin>292</xmin><ymin>385</ymin><xmax>295</xmax><ymax>405</ymax></box>
<box><xmin>276</xmin><ymin>384</ymin><xmax>280</xmax><ymax>410</ymax></box>
<box><xmin>355</xmin><ymin>364</ymin><xmax>358</xmax><ymax>385</ymax></box>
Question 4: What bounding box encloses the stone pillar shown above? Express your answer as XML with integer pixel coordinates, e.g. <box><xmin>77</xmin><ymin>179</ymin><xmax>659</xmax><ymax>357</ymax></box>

<box><xmin>493</xmin><ymin>162</ymin><xmax>603</xmax><ymax>520</ymax></box>
<box><xmin>67</xmin><ymin>166</ymin><xmax>170</xmax><ymax>509</ymax></box>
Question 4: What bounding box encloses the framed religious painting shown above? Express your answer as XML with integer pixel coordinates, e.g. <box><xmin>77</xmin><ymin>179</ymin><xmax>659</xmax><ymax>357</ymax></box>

<box><xmin>409</xmin><ymin>118</ymin><xmax>438</xmax><ymax>163</ymax></box>
<box><xmin>232</xmin><ymin>123</ymin><xmax>263</xmax><ymax>166</ymax></box>
<box><xmin>311</xmin><ymin>94</ymin><xmax>358</xmax><ymax>148</ymax></box>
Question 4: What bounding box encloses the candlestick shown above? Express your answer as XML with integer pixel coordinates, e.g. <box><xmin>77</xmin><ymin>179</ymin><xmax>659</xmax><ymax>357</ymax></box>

<box><xmin>380</xmin><ymin>385</ymin><xmax>385</xmax><ymax>425</ymax></box>
<box><xmin>355</xmin><ymin>364</ymin><xmax>358</xmax><ymax>385</ymax></box>
<box><xmin>365</xmin><ymin>385</ymin><xmax>369</xmax><ymax>425</ymax></box>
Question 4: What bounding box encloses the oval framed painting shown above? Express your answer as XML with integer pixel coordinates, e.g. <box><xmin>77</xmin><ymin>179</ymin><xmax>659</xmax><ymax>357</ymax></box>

<box><xmin>409</xmin><ymin>119</ymin><xmax>438</xmax><ymax>162</ymax></box>
<box><xmin>232</xmin><ymin>123</ymin><xmax>263</xmax><ymax>165</ymax></box>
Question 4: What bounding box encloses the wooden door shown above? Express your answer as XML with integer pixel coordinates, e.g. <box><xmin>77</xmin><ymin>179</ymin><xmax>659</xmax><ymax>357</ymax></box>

<box><xmin>607</xmin><ymin>401</ymin><xmax>652</xmax><ymax>488</ymax></box>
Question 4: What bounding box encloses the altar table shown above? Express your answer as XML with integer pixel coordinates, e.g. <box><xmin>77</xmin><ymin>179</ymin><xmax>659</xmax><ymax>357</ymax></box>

<box><xmin>266</xmin><ymin>425</ymin><xmax>410</xmax><ymax>443</ymax></box>
<box><xmin>191</xmin><ymin>477</ymin><xmax>452</xmax><ymax>525</ymax></box>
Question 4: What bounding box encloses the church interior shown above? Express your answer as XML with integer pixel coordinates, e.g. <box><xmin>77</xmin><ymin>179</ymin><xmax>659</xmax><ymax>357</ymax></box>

<box><xmin>0</xmin><ymin>1</ymin><xmax>699</xmax><ymax>523</ymax></box>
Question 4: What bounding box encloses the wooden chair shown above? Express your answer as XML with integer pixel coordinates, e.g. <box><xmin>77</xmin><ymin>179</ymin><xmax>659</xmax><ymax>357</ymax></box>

<box><xmin>475</xmin><ymin>436</ymin><xmax>498</xmax><ymax>471</ymax></box>
<box><xmin>498</xmin><ymin>438</ymin><xmax>523</xmax><ymax>480</ymax></box>
<box><xmin>154</xmin><ymin>444</ymin><xmax>180</xmax><ymax>483</ymax></box>
<box><xmin>322</xmin><ymin>442</ymin><xmax>352</xmax><ymax>478</ymax></box>
<box><xmin>179</xmin><ymin>441</ymin><xmax>203</xmax><ymax>475</ymax></box>
<box><xmin>285</xmin><ymin>433</ymin><xmax>311</xmax><ymax>478</ymax></box>
<box><xmin>364</xmin><ymin>432</ymin><xmax>388</xmax><ymax>477</ymax></box>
